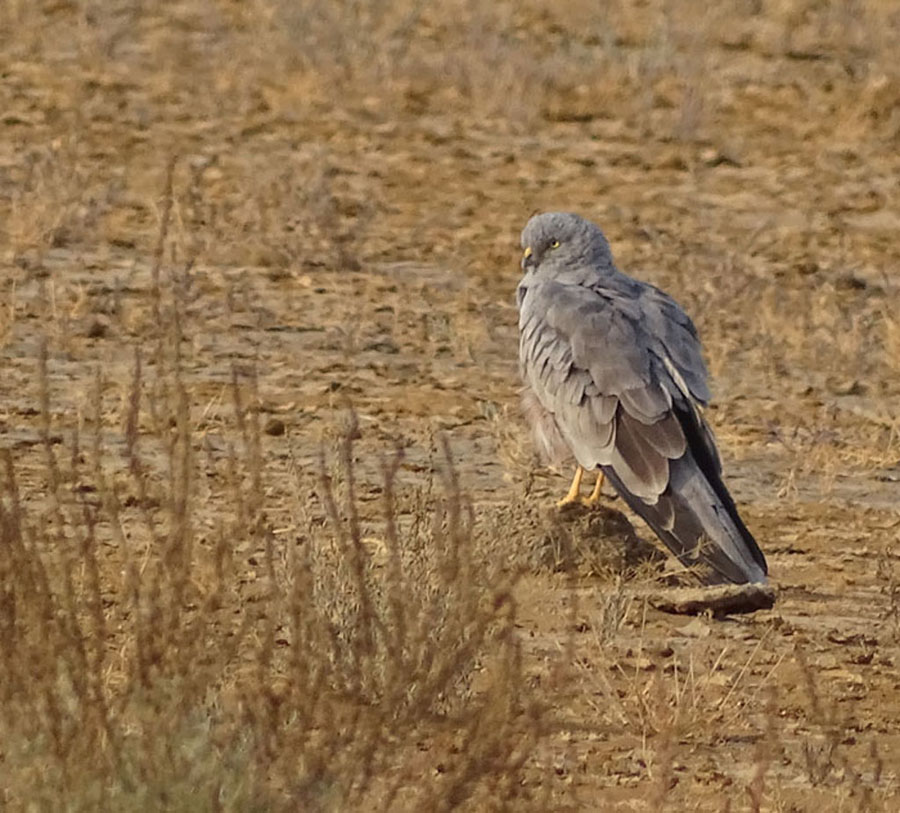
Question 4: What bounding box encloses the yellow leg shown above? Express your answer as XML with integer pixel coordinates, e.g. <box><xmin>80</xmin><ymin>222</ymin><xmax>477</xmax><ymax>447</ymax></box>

<box><xmin>582</xmin><ymin>472</ymin><xmax>605</xmax><ymax>506</ymax></box>
<box><xmin>556</xmin><ymin>466</ymin><xmax>584</xmax><ymax>507</ymax></box>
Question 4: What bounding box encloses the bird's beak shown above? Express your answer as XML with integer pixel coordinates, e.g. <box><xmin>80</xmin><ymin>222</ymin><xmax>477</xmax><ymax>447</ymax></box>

<box><xmin>521</xmin><ymin>246</ymin><xmax>535</xmax><ymax>271</ymax></box>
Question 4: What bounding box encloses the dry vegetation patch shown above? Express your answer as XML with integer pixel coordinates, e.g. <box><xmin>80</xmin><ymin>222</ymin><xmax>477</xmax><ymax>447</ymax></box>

<box><xmin>1</xmin><ymin>0</ymin><xmax>899</xmax><ymax>810</ymax></box>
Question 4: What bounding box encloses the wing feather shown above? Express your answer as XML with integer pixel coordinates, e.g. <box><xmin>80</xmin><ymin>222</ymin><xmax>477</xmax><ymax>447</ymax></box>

<box><xmin>608</xmin><ymin>410</ymin><xmax>670</xmax><ymax>501</ymax></box>
<box><xmin>619</xmin><ymin>384</ymin><xmax>671</xmax><ymax>424</ymax></box>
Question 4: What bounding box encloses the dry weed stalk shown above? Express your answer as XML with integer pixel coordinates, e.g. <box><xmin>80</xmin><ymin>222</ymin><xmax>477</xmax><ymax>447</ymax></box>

<box><xmin>795</xmin><ymin>645</ymin><xmax>892</xmax><ymax>809</ymax></box>
<box><xmin>0</xmin><ymin>161</ymin><xmax>542</xmax><ymax>809</ymax></box>
<box><xmin>0</xmin><ymin>268</ymin><xmax>541</xmax><ymax>811</ymax></box>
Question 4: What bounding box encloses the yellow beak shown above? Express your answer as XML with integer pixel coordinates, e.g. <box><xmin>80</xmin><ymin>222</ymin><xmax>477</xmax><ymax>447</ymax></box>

<box><xmin>521</xmin><ymin>245</ymin><xmax>535</xmax><ymax>271</ymax></box>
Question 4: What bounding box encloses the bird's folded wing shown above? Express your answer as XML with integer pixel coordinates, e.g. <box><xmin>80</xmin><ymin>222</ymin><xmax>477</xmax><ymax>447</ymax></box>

<box><xmin>518</xmin><ymin>275</ymin><xmax>767</xmax><ymax>585</ymax></box>
<box><xmin>521</xmin><ymin>281</ymin><xmax>710</xmax><ymax>502</ymax></box>
<box><xmin>637</xmin><ymin>284</ymin><xmax>712</xmax><ymax>404</ymax></box>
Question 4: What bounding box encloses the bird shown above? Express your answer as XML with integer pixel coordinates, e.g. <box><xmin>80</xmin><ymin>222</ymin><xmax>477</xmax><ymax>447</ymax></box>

<box><xmin>517</xmin><ymin>212</ymin><xmax>768</xmax><ymax>585</ymax></box>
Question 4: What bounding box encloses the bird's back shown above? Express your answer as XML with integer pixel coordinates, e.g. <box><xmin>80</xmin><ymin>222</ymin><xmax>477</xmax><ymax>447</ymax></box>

<box><xmin>516</xmin><ymin>217</ymin><xmax>768</xmax><ymax>584</ymax></box>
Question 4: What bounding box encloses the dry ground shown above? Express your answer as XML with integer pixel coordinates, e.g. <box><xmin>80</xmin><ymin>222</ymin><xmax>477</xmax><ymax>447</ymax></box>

<box><xmin>1</xmin><ymin>1</ymin><xmax>899</xmax><ymax>810</ymax></box>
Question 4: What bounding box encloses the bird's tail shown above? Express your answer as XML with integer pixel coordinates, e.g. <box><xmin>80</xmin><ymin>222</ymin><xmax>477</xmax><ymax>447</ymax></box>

<box><xmin>671</xmin><ymin>453</ymin><xmax>768</xmax><ymax>584</ymax></box>
<box><xmin>603</xmin><ymin>459</ymin><xmax>767</xmax><ymax>585</ymax></box>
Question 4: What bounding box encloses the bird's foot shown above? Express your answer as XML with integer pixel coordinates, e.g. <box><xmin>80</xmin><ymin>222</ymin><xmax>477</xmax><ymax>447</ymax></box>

<box><xmin>556</xmin><ymin>465</ymin><xmax>585</xmax><ymax>508</ymax></box>
<box><xmin>556</xmin><ymin>469</ymin><xmax>606</xmax><ymax>510</ymax></box>
<box><xmin>578</xmin><ymin>473</ymin><xmax>606</xmax><ymax>508</ymax></box>
<box><xmin>556</xmin><ymin>493</ymin><xmax>583</xmax><ymax>509</ymax></box>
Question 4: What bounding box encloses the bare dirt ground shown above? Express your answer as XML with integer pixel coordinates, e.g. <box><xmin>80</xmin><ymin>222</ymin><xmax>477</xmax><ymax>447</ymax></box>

<box><xmin>1</xmin><ymin>1</ymin><xmax>899</xmax><ymax>810</ymax></box>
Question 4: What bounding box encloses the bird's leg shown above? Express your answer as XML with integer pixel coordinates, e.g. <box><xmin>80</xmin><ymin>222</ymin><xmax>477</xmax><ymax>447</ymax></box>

<box><xmin>581</xmin><ymin>471</ymin><xmax>605</xmax><ymax>506</ymax></box>
<box><xmin>557</xmin><ymin>466</ymin><xmax>584</xmax><ymax>507</ymax></box>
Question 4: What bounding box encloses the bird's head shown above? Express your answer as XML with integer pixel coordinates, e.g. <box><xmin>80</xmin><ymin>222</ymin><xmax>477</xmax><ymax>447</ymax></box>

<box><xmin>520</xmin><ymin>212</ymin><xmax>615</xmax><ymax>281</ymax></box>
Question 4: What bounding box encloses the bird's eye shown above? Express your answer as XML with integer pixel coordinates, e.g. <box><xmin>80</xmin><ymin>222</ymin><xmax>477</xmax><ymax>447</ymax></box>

<box><xmin>550</xmin><ymin>239</ymin><xmax>560</xmax><ymax>249</ymax></box>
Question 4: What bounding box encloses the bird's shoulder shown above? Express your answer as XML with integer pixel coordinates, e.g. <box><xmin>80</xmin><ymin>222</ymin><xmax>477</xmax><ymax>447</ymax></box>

<box><xmin>518</xmin><ymin>278</ymin><xmax>651</xmax><ymax>395</ymax></box>
<box><xmin>518</xmin><ymin>274</ymin><xmax>711</xmax><ymax>403</ymax></box>
<box><xmin>519</xmin><ymin>277</ymin><xmax>643</xmax><ymax>332</ymax></box>
<box><xmin>635</xmin><ymin>280</ymin><xmax>701</xmax><ymax>340</ymax></box>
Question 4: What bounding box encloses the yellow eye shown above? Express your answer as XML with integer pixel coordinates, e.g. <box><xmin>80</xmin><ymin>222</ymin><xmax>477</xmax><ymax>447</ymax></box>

<box><xmin>550</xmin><ymin>239</ymin><xmax>560</xmax><ymax>249</ymax></box>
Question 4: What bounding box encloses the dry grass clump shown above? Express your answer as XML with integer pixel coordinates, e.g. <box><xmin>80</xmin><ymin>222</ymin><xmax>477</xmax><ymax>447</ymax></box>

<box><xmin>192</xmin><ymin>150</ymin><xmax>372</xmax><ymax>274</ymax></box>
<box><xmin>5</xmin><ymin>0</ymin><xmax>897</xmax><ymax>140</ymax></box>
<box><xmin>5</xmin><ymin>139</ymin><xmax>113</xmax><ymax>272</ymax></box>
<box><xmin>0</xmin><ymin>295</ymin><xmax>538</xmax><ymax>811</ymax></box>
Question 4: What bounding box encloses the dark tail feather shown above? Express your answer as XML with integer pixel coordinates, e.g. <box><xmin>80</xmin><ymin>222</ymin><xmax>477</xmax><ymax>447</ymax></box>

<box><xmin>602</xmin><ymin>456</ymin><xmax>768</xmax><ymax>585</ymax></box>
<box><xmin>674</xmin><ymin>401</ymin><xmax>768</xmax><ymax>581</ymax></box>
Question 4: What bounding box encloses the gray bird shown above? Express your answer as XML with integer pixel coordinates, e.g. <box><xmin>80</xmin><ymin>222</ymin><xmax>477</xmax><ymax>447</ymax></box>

<box><xmin>517</xmin><ymin>212</ymin><xmax>767</xmax><ymax>585</ymax></box>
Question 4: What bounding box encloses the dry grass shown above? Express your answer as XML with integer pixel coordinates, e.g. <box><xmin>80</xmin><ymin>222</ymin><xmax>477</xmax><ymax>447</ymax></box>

<box><xmin>0</xmin><ymin>287</ymin><xmax>537</xmax><ymax>810</ymax></box>
<box><xmin>1</xmin><ymin>0</ymin><xmax>900</xmax><ymax>810</ymax></box>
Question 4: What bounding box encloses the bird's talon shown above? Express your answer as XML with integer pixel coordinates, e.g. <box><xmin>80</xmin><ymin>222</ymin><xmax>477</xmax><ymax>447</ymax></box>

<box><xmin>556</xmin><ymin>495</ymin><xmax>582</xmax><ymax>509</ymax></box>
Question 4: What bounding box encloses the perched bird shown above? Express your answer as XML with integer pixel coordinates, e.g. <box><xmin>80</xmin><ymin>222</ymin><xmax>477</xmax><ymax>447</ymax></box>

<box><xmin>517</xmin><ymin>212</ymin><xmax>768</xmax><ymax>585</ymax></box>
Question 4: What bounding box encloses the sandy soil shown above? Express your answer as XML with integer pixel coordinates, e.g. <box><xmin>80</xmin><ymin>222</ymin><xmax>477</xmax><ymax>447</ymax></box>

<box><xmin>1</xmin><ymin>2</ymin><xmax>899</xmax><ymax>809</ymax></box>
